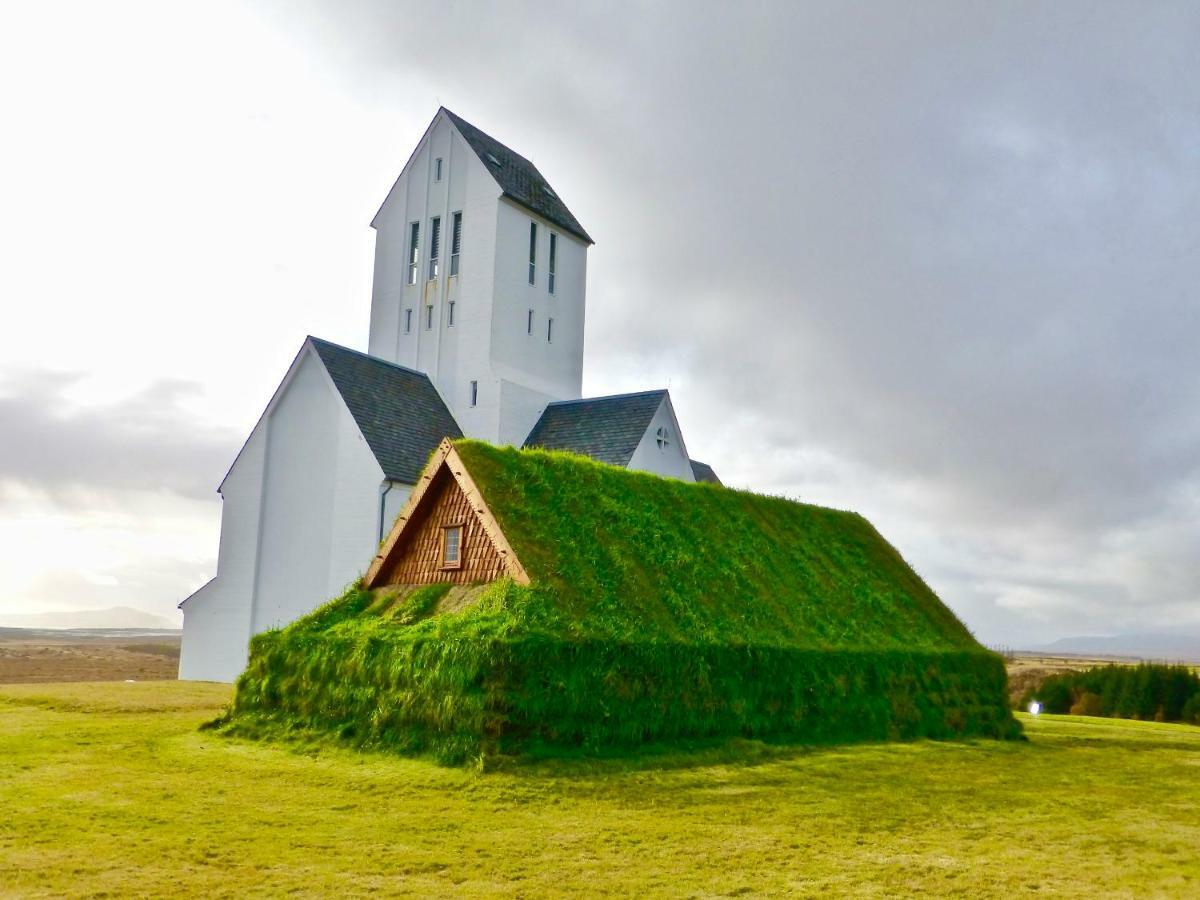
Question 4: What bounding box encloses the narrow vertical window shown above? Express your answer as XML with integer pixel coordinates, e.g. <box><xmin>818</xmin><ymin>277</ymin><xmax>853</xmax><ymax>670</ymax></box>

<box><xmin>527</xmin><ymin>309</ymin><xmax>534</xmax><ymax>335</ymax></box>
<box><xmin>447</xmin><ymin>300</ymin><xmax>456</xmax><ymax>327</ymax></box>
<box><xmin>450</xmin><ymin>211</ymin><xmax>462</xmax><ymax>276</ymax></box>
<box><xmin>547</xmin><ymin>317</ymin><xmax>554</xmax><ymax>343</ymax></box>
<box><xmin>548</xmin><ymin>233</ymin><xmax>557</xmax><ymax>295</ymax></box>
<box><xmin>528</xmin><ymin>221</ymin><xmax>537</xmax><ymax>284</ymax></box>
<box><xmin>469</xmin><ymin>380</ymin><xmax>478</xmax><ymax>407</ymax></box>
<box><xmin>435</xmin><ymin>157</ymin><xmax>443</xmax><ymax>181</ymax></box>
<box><xmin>428</xmin><ymin>216</ymin><xmax>441</xmax><ymax>280</ymax></box>
<box><xmin>404</xmin><ymin>308</ymin><xmax>412</xmax><ymax>334</ymax></box>
<box><xmin>426</xmin><ymin>304</ymin><xmax>433</xmax><ymax>330</ymax></box>
<box><xmin>407</xmin><ymin>222</ymin><xmax>420</xmax><ymax>285</ymax></box>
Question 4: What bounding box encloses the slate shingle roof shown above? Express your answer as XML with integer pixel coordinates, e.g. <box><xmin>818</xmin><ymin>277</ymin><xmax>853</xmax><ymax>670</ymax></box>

<box><xmin>309</xmin><ymin>337</ymin><xmax>463</xmax><ymax>484</ymax></box>
<box><xmin>689</xmin><ymin>460</ymin><xmax>722</xmax><ymax>485</ymax></box>
<box><xmin>443</xmin><ymin>108</ymin><xmax>593</xmax><ymax>245</ymax></box>
<box><xmin>523</xmin><ymin>390</ymin><xmax>667</xmax><ymax>467</ymax></box>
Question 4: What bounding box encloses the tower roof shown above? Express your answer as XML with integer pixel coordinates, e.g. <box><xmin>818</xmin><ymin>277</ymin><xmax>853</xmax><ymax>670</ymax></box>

<box><xmin>442</xmin><ymin>108</ymin><xmax>593</xmax><ymax>245</ymax></box>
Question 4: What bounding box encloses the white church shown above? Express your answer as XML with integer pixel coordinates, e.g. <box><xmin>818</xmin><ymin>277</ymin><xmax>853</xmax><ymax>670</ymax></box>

<box><xmin>179</xmin><ymin>109</ymin><xmax>720</xmax><ymax>682</ymax></box>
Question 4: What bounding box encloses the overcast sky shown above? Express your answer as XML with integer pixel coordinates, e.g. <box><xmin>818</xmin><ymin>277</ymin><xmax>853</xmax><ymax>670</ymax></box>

<box><xmin>1</xmin><ymin>1</ymin><xmax>1197</xmax><ymax>645</ymax></box>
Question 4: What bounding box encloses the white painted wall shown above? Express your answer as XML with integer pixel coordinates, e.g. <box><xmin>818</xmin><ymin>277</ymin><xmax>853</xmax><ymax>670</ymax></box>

<box><xmin>627</xmin><ymin>395</ymin><xmax>696</xmax><ymax>482</ymax></box>
<box><xmin>488</xmin><ymin>199</ymin><xmax>587</xmax><ymax>407</ymax></box>
<box><xmin>178</xmin><ymin>424</ymin><xmax>266</xmax><ymax>681</ymax></box>
<box><xmin>250</xmin><ymin>350</ymin><xmax>385</xmax><ymax>633</ymax></box>
<box><xmin>368</xmin><ymin>112</ymin><xmax>503</xmax><ymax>440</ymax></box>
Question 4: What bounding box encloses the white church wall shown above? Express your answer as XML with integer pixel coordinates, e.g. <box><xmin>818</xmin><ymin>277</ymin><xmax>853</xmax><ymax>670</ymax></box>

<box><xmin>627</xmin><ymin>395</ymin><xmax>697</xmax><ymax>482</ymax></box>
<box><xmin>178</xmin><ymin>423</ymin><xmax>267</xmax><ymax>681</ymax></box>
<box><xmin>325</xmin><ymin>401</ymin><xmax>392</xmax><ymax>601</ymax></box>
<box><xmin>249</xmin><ymin>351</ymin><xmax>380</xmax><ymax>634</ymax></box>
<box><xmin>437</xmin><ymin>137</ymin><xmax>504</xmax><ymax>440</ymax></box>
<box><xmin>367</xmin><ymin>111</ymin><xmax>503</xmax><ymax>441</ymax></box>
<box><xmin>489</xmin><ymin>199</ymin><xmax>586</xmax><ymax>408</ymax></box>
<box><xmin>380</xmin><ymin>480</ymin><xmax>414</xmax><ymax>542</ymax></box>
<box><xmin>496</xmin><ymin>378</ymin><xmax>559</xmax><ymax>447</ymax></box>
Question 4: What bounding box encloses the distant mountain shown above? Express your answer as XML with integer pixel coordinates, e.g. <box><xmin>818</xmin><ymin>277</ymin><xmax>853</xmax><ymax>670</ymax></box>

<box><xmin>0</xmin><ymin>606</ymin><xmax>178</xmax><ymax>630</ymax></box>
<box><xmin>1031</xmin><ymin>632</ymin><xmax>1200</xmax><ymax>663</ymax></box>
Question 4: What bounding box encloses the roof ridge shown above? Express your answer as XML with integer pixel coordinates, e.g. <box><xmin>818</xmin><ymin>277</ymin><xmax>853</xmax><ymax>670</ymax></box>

<box><xmin>306</xmin><ymin>336</ymin><xmax>433</xmax><ymax>381</ymax></box>
<box><xmin>544</xmin><ymin>388</ymin><xmax>668</xmax><ymax>408</ymax></box>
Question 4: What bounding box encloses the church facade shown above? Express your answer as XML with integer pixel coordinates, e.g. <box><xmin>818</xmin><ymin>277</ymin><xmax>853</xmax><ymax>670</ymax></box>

<box><xmin>178</xmin><ymin>109</ymin><xmax>718</xmax><ymax>682</ymax></box>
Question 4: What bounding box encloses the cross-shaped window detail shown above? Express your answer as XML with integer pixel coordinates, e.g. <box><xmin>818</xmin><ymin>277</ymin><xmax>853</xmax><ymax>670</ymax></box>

<box><xmin>656</xmin><ymin>427</ymin><xmax>670</xmax><ymax>450</ymax></box>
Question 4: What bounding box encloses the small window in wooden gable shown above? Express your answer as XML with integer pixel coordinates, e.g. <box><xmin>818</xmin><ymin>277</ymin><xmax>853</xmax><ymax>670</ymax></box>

<box><xmin>440</xmin><ymin>523</ymin><xmax>464</xmax><ymax>569</ymax></box>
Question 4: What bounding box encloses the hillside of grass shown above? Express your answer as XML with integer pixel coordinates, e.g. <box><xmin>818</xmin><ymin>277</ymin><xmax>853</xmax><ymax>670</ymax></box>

<box><xmin>454</xmin><ymin>441</ymin><xmax>977</xmax><ymax>650</ymax></box>
<box><xmin>2</xmin><ymin>682</ymin><xmax>1198</xmax><ymax>897</ymax></box>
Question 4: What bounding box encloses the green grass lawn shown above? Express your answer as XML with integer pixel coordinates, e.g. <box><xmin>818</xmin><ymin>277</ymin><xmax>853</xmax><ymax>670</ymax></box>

<box><xmin>2</xmin><ymin>682</ymin><xmax>1198</xmax><ymax>897</ymax></box>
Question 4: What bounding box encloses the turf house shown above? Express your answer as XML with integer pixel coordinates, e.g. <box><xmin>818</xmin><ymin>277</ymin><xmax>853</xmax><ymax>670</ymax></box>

<box><xmin>221</xmin><ymin>439</ymin><xmax>1019</xmax><ymax>762</ymax></box>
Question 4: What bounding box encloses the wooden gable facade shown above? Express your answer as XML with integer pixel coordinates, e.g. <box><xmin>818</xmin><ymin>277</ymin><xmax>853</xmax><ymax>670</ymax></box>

<box><xmin>365</xmin><ymin>440</ymin><xmax>530</xmax><ymax>589</ymax></box>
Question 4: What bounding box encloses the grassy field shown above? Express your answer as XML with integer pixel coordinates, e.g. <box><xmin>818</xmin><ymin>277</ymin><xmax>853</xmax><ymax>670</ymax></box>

<box><xmin>1</xmin><ymin>682</ymin><xmax>1198</xmax><ymax>897</ymax></box>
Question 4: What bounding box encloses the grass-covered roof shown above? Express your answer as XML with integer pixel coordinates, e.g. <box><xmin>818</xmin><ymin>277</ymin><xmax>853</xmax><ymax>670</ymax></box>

<box><xmin>224</xmin><ymin>441</ymin><xmax>1017</xmax><ymax>762</ymax></box>
<box><xmin>450</xmin><ymin>440</ymin><xmax>978</xmax><ymax>652</ymax></box>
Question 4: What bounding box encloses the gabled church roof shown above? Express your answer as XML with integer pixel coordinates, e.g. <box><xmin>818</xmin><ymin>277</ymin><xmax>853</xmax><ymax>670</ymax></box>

<box><xmin>443</xmin><ymin>108</ymin><xmax>593</xmax><ymax>245</ymax></box>
<box><xmin>522</xmin><ymin>389</ymin><xmax>667</xmax><ymax>467</ymax></box>
<box><xmin>309</xmin><ymin>338</ymin><xmax>463</xmax><ymax>484</ymax></box>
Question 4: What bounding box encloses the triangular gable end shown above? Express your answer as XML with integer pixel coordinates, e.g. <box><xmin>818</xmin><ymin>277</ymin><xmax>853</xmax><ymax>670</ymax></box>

<box><xmin>365</xmin><ymin>439</ymin><xmax>531</xmax><ymax>588</ymax></box>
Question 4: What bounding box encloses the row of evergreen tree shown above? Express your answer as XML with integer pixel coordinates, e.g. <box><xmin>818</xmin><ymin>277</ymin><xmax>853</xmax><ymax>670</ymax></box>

<box><xmin>1022</xmin><ymin>663</ymin><xmax>1200</xmax><ymax>724</ymax></box>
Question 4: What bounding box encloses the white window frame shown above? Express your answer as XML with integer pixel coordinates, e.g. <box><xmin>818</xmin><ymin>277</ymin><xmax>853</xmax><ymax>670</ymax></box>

<box><xmin>469</xmin><ymin>380</ymin><xmax>478</xmax><ymax>407</ymax></box>
<box><xmin>447</xmin><ymin>300</ymin><xmax>456</xmax><ymax>327</ymax></box>
<box><xmin>547</xmin><ymin>317</ymin><xmax>554</xmax><ymax>343</ymax></box>
<box><xmin>527</xmin><ymin>308</ymin><xmax>534</xmax><ymax>335</ymax></box>
<box><xmin>404</xmin><ymin>308</ymin><xmax>412</xmax><ymax>334</ymax></box>
<box><xmin>426</xmin><ymin>304</ymin><xmax>433</xmax><ymax>330</ymax></box>
<box><xmin>435</xmin><ymin>157</ymin><xmax>444</xmax><ymax>182</ymax></box>
<box><xmin>548</xmin><ymin>232</ymin><xmax>557</xmax><ymax>295</ymax></box>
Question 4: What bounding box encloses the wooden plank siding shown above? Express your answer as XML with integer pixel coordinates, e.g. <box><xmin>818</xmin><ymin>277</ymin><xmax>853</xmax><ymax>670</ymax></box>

<box><xmin>376</xmin><ymin>469</ymin><xmax>508</xmax><ymax>586</ymax></box>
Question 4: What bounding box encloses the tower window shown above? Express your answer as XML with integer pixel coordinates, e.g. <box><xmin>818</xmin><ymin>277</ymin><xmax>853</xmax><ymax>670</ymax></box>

<box><xmin>435</xmin><ymin>157</ymin><xmax>443</xmax><ymax>181</ymax></box>
<box><xmin>426</xmin><ymin>305</ymin><xmax>433</xmax><ymax>330</ymax></box>
<box><xmin>547</xmin><ymin>317</ymin><xmax>554</xmax><ymax>343</ymax></box>
<box><xmin>469</xmin><ymin>380</ymin><xmax>478</xmax><ymax>407</ymax></box>
<box><xmin>440</xmin><ymin>523</ymin><xmax>463</xmax><ymax>569</ymax></box>
<box><xmin>447</xmin><ymin>301</ymin><xmax>456</xmax><ymax>327</ymax></box>
<box><xmin>527</xmin><ymin>309</ymin><xmax>534</xmax><ymax>335</ymax></box>
<box><xmin>404</xmin><ymin>308</ymin><xmax>412</xmax><ymax>334</ymax></box>
<box><xmin>528</xmin><ymin>222</ymin><xmax>537</xmax><ymax>285</ymax></box>
<box><xmin>407</xmin><ymin>221</ymin><xmax>420</xmax><ymax>285</ymax></box>
<box><xmin>450</xmin><ymin>211</ymin><xmax>462</xmax><ymax>276</ymax></box>
<box><xmin>428</xmin><ymin>216</ymin><xmax>441</xmax><ymax>280</ymax></box>
<box><xmin>548</xmin><ymin>233</ymin><xmax>557</xmax><ymax>295</ymax></box>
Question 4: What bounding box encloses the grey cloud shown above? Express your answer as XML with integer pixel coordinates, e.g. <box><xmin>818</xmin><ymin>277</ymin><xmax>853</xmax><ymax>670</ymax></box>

<box><xmin>0</xmin><ymin>370</ymin><xmax>240</xmax><ymax>503</ymax></box>
<box><xmin>183</xmin><ymin>3</ymin><xmax>1200</xmax><ymax>641</ymax></box>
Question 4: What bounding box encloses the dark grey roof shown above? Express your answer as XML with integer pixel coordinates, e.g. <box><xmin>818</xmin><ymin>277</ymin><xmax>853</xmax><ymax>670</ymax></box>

<box><xmin>309</xmin><ymin>337</ymin><xmax>462</xmax><ymax>484</ymax></box>
<box><xmin>689</xmin><ymin>460</ymin><xmax>722</xmax><ymax>485</ymax></box>
<box><xmin>523</xmin><ymin>390</ymin><xmax>666</xmax><ymax>467</ymax></box>
<box><xmin>443</xmin><ymin>108</ymin><xmax>593</xmax><ymax>245</ymax></box>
